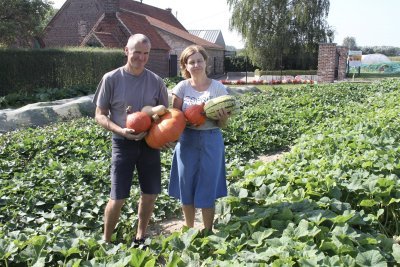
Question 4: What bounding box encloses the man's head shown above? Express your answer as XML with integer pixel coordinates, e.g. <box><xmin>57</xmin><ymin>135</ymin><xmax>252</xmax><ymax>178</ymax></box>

<box><xmin>124</xmin><ymin>34</ymin><xmax>152</xmax><ymax>74</ymax></box>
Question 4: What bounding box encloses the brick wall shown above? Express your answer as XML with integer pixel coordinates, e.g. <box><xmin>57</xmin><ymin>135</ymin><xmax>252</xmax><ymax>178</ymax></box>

<box><xmin>337</xmin><ymin>46</ymin><xmax>349</xmax><ymax>81</ymax></box>
<box><xmin>104</xmin><ymin>0</ymin><xmax>119</xmax><ymax>17</ymax></box>
<box><xmin>317</xmin><ymin>43</ymin><xmax>337</xmax><ymax>83</ymax></box>
<box><xmin>156</xmin><ymin>29</ymin><xmax>224</xmax><ymax>76</ymax></box>
<box><xmin>44</xmin><ymin>0</ymin><xmax>104</xmax><ymax>47</ymax></box>
<box><xmin>317</xmin><ymin>43</ymin><xmax>349</xmax><ymax>83</ymax></box>
<box><xmin>147</xmin><ymin>49</ymin><xmax>170</xmax><ymax>78</ymax></box>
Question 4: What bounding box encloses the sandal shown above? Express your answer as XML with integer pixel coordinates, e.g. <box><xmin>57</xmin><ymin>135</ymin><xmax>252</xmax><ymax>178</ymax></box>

<box><xmin>131</xmin><ymin>237</ymin><xmax>148</xmax><ymax>250</ymax></box>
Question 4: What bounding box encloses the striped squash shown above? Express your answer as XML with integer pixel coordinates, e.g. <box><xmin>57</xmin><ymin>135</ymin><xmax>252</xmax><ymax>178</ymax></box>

<box><xmin>204</xmin><ymin>95</ymin><xmax>238</xmax><ymax>120</ymax></box>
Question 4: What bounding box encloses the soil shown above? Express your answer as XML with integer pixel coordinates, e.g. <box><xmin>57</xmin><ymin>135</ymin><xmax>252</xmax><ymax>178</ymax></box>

<box><xmin>147</xmin><ymin>209</ymin><xmax>203</xmax><ymax>236</ymax></box>
<box><xmin>257</xmin><ymin>151</ymin><xmax>285</xmax><ymax>163</ymax></box>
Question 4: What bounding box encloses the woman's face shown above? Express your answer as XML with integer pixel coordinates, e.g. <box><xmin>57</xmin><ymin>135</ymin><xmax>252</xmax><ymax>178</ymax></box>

<box><xmin>185</xmin><ymin>52</ymin><xmax>206</xmax><ymax>76</ymax></box>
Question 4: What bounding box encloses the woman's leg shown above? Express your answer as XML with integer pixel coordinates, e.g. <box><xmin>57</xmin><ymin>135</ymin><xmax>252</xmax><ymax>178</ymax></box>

<box><xmin>182</xmin><ymin>204</ymin><xmax>196</xmax><ymax>227</ymax></box>
<box><xmin>201</xmin><ymin>207</ymin><xmax>215</xmax><ymax>230</ymax></box>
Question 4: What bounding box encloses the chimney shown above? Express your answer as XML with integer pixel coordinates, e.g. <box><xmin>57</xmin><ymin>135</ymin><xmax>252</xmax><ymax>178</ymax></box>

<box><xmin>166</xmin><ymin>8</ymin><xmax>172</xmax><ymax>13</ymax></box>
<box><xmin>104</xmin><ymin>0</ymin><xmax>119</xmax><ymax>17</ymax></box>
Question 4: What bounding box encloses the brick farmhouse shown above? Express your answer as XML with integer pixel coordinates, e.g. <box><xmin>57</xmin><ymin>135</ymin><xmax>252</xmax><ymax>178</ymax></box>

<box><xmin>42</xmin><ymin>0</ymin><xmax>225</xmax><ymax>77</ymax></box>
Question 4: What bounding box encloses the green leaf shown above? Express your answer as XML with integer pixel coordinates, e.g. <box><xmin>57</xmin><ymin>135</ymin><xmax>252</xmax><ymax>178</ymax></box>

<box><xmin>0</xmin><ymin>239</ymin><xmax>18</xmax><ymax>260</ymax></box>
<box><xmin>294</xmin><ymin>219</ymin><xmax>320</xmax><ymax>238</ymax></box>
<box><xmin>388</xmin><ymin>198</ymin><xmax>400</xmax><ymax>205</ymax></box>
<box><xmin>270</xmin><ymin>220</ymin><xmax>288</xmax><ymax>232</ymax></box>
<box><xmin>130</xmin><ymin>249</ymin><xmax>150</xmax><ymax>266</ymax></box>
<box><xmin>247</xmin><ymin>229</ymin><xmax>275</xmax><ymax>247</ymax></box>
<box><xmin>331</xmin><ymin>211</ymin><xmax>354</xmax><ymax>224</ymax></box>
<box><xmin>359</xmin><ymin>199</ymin><xmax>378</xmax><ymax>207</ymax></box>
<box><xmin>355</xmin><ymin>250</ymin><xmax>387</xmax><ymax>267</ymax></box>
<box><xmin>113</xmin><ymin>255</ymin><xmax>132</xmax><ymax>267</ymax></box>
<box><xmin>166</xmin><ymin>251</ymin><xmax>183</xmax><ymax>266</ymax></box>
<box><xmin>393</xmin><ymin>244</ymin><xmax>400</xmax><ymax>263</ymax></box>
<box><xmin>320</xmin><ymin>240</ymin><xmax>339</xmax><ymax>254</ymax></box>
<box><xmin>32</xmin><ymin>256</ymin><xmax>46</xmax><ymax>267</ymax></box>
<box><xmin>274</xmin><ymin>207</ymin><xmax>293</xmax><ymax>221</ymax></box>
<box><xmin>238</xmin><ymin>188</ymin><xmax>248</xmax><ymax>198</ymax></box>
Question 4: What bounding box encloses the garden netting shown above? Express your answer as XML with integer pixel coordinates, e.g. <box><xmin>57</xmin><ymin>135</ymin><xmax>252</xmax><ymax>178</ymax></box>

<box><xmin>359</xmin><ymin>62</ymin><xmax>400</xmax><ymax>74</ymax></box>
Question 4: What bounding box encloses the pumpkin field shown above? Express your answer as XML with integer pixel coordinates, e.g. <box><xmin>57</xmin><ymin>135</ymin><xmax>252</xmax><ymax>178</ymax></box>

<box><xmin>1</xmin><ymin>79</ymin><xmax>399</xmax><ymax>266</ymax></box>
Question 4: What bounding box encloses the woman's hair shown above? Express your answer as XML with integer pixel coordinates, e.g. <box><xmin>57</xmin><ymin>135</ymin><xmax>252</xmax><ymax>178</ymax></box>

<box><xmin>179</xmin><ymin>45</ymin><xmax>208</xmax><ymax>79</ymax></box>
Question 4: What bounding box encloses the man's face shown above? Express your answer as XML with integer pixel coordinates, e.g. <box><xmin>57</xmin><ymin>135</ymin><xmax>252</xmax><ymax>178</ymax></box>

<box><xmin>125</xmin><ymin>41</ymin><xmax>150</xmax><ymax>71</ymax></box>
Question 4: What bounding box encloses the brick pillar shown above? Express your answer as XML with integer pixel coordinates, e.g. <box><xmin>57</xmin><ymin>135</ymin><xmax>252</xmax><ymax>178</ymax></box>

<box><xmin>337</xmin><ymin>46</ymin><xmax>349</xmax><ymax>81</ymax></box>
<box><xmin>317</xmin><ymin>43</ymin><xmax>337</xmax><ymax>83</ymax></box>
<box><xmin>104</xmin><ymin>0</ymin><xmax>119</xmax><ymax>17</ymax></box>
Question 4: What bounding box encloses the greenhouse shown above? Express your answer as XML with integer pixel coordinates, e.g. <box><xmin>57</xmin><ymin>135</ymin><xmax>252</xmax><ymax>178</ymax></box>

<box><xmin>349</xmin><ymin>53</ymin><xmax>400</xmax><ymax>74</ymax></box>
<box><xmin>361</xmin><ymin>53</ymin><xmax>391</xmax><ymax>64</ymax></box>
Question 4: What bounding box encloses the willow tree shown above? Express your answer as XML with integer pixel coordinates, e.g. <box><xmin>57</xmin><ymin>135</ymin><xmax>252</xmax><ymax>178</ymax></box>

<box><xmin>227</xmin><ymin>0</ymin><xmax>334</xmax><ymax>70</ymax></box>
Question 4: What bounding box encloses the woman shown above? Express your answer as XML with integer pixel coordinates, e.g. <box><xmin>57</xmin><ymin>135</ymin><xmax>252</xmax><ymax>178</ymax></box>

<box><xmin>168</xmin><ymin>45</ymin><xmax>230</xmax><ymax>231</ymax></box>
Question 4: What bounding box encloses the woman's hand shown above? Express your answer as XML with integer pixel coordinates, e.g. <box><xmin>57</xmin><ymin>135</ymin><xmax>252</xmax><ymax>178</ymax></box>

<box><xmin>216</xmin><ymin>108</ymin><xmax>229</xmax><ymax>128</ymax></box>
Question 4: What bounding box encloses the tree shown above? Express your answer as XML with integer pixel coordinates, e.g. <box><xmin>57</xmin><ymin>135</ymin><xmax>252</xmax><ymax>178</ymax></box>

<box><xmin>227</xmin><ymin>0</ymin><xmax>334</xmax><ymax>70</ymax></box>
<box><xmin>342</xmin><ymin>36</ymin><xmax>358</xmax><ymax>50</ymax></box>
<box><xmin>0</xmin><ymin>0</ymin><xmax>53</xmax><ymax>47</ymax></box>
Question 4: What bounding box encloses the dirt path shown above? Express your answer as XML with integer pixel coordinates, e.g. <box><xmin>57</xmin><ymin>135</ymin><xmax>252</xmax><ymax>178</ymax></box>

<box><xmin>148</xmin><ymin>209</ymin><xmax>203</xmax><ymax>236</ymax></box>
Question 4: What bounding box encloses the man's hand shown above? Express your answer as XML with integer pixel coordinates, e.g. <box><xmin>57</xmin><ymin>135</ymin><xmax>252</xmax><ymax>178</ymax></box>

<box><xmin>121</xmin><ymin>128</ymin><xmax>147</xmax><ymax>141</ymax></box>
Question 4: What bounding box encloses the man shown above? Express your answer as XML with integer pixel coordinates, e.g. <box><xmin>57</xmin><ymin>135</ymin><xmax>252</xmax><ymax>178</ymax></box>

<box><xmin>92</xmin><ymin>34</ymin><xmax>169</xmax><ymax>246</ymax></box>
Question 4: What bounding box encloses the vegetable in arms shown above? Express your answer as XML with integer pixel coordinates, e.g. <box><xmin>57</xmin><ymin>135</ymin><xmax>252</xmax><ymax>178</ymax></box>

<box><xmin>125</xmin><ymin>106</ymin><xmax>151</xmax><ymax>133</ymax></box>
<box><xmin>141</xmin><ymin>105</ymin><xmax>168</xmax><ymax>117</ymax></box>
<box><xmin>184</xmin><ymin>103</ymin><xmax>206</xmax><ymax>126</ymax></box>
<box><xmin>145</xmin><ymin>108</ymin><xmax>186</xmax><ymax>149</ymax></box>
<box><xmin>204</xmin><ymin>95</ymin><xmax>239</xmax><ymax>120</ymax></box>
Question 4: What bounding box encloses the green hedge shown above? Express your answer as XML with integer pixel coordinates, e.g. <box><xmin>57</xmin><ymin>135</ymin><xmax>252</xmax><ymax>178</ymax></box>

<box><xmin>0</xmin><ymin>47</ymin><xmax>125</xmax><ymax>96</ymax></box>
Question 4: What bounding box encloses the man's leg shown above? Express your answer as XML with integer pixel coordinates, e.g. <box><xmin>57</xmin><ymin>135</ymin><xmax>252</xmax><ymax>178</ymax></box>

<box><xmin>182</xmin><ymin>204</ymin><xmax>196</xmax><ymax>228</ymax></box>
<box><xmin>103</xmin><ymin>199</ymin><xmax>125</xmax><ymax>242</ymax></box>
<box><xmin>201</xmin><ymin>207</ymin><xmax>215</xmax><ymax>230</ymax></box>
<box><xmin>136</xmin><ymin>193</ymin><xmax>157</xmax><ymax>240</ymax></box>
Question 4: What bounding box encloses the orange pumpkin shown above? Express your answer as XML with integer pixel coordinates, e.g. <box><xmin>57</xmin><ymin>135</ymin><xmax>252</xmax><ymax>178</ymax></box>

<box><xmin>126</xmin><ymin>111</ymin><xmax>151</xmax><ymax>133</ymax></box>
<box><xmin>145</xmin><ymin>108</ymin><xmax>186</xmax><ymax>149</ymax></box>
<box><xmin>184</xmin><ymin>103</ymin><xmax>206</xmax><ymax>126</ymax></box>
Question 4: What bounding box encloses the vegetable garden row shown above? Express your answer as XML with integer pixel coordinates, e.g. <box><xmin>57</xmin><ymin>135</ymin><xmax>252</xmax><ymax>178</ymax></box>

<box><xmin>1</xmin><ymin>79</ymin><xmax>399</xmax><ymax>266</ymax></box>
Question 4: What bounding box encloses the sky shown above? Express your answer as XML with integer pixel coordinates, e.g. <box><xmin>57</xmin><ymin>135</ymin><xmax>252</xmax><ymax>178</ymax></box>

<box><xmin>51</xmin><ymin>0</ymin><xmax>400</xmax><ymax>49</ymax></box>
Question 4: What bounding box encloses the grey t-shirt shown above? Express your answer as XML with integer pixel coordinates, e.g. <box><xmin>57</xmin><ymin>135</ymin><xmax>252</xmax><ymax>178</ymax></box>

<box><xmin>172</xmin><ymin>79</ymin><xmax>228</xmax><ymax>130</ymax></box>
<box><xmin>93</xmin><ymin>67</ymin><xmax>169</xmax><ymax>139</ymax></box>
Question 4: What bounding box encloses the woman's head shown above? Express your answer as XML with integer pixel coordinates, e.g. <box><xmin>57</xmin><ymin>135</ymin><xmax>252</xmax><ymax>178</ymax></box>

<box><xmin>180</xmin><ymin>45</ymin><xmax>208</xmax><ymax>78</ymax></box>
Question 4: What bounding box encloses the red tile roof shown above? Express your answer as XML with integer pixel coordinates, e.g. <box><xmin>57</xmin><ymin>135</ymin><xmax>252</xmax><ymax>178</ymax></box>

<box><xmin>119</xmin><ymin>0</ymin><xmax>186</xmax><ymax>31</ymax></box>
<box><xmin>118</xmin><ymin>11</ymin><xmax>170</xmax><ymax>50</ymax></box>
<box><xmin>81</xmin><ymin>0</ymin><xmax>222</xmax><ymax>51</ymax></box>
<box><xmin>146</xmin><ymin>16</ymin><xmax>224</xmax><ymax>50</ymax></box>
